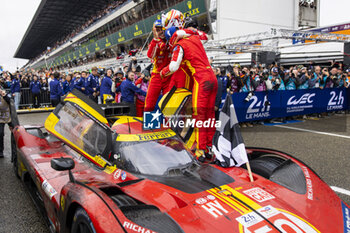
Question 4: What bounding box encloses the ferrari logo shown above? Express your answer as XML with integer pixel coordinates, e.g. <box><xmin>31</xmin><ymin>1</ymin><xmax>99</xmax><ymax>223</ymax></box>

<box><xmin>119</xmin><ymin>32</ymin><xmax>122</xmax><ymax>37</ymax></box>
<box><xmin>135</xmin><ymin>25</ymin><xmax>139</xmax><ymax>31</ymax></box>
<box><xmin>187</xmin><ymin>1</ymin><xmax>192</xmax><ymax>9</ymax></box>
<box><xmin>60</xmin><ymin>195</ymin><xmax>65</xmax><ymax>211</ymax></box>
<box><xmin>157</xmin><ymin>15</ymin><xmax>160</xmax><ymax>20</ymax></box>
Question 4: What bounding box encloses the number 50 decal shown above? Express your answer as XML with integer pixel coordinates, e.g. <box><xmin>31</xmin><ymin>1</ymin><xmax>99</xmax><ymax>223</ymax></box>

<box><xmin>237</xmin><ymin>206</ymin><xmax>319</xmax><ymax>233</ymax></box>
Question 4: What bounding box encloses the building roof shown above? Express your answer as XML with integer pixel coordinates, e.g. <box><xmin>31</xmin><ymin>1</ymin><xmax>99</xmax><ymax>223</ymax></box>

<box><xmin>14</xmin><ymin>0</ymin><xmax>111</xmax><ymax>59</ymax></box>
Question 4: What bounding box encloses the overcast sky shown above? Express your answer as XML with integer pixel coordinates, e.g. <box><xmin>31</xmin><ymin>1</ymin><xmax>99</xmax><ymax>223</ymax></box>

<box><xmin>0</xmin><ymin>0</ymin><xmax>349</xmax><ymax>72</ymax></box>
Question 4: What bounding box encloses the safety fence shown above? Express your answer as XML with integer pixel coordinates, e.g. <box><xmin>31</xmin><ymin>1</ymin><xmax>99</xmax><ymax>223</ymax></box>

<box><xmin>4</xmin><ymin>88</ymin><xmax>51</xmax><ymax>108</ymax></box>
<box><xmin>230</xmin><ymin>88</ymin><xmax>350</xmax><ymax>122</ymax></box>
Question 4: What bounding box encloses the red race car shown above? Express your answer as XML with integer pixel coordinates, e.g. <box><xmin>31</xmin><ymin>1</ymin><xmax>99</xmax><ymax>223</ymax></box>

<box><xmin>10</xmin><ymin>89</ymin><xmax>350</xmax><ymax>233</ymax></box>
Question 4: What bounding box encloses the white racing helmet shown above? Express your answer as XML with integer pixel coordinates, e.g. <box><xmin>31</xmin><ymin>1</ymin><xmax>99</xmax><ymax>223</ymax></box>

<box><xmin>161</xmin><ymin>9</ymin><xmax>185</xmax><ymax>30</ymax></box>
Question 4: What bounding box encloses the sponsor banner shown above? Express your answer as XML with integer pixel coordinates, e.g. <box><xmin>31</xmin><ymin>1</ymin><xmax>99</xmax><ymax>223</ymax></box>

<box><xmin>233</xmin><ymin>91</ymin><xmax>281</xmax><ymax>122</ymax></box>
<box><xmin>232</xmin><ymin>88</ymin><xmax>348</xmax><ymax>122</ymax></box>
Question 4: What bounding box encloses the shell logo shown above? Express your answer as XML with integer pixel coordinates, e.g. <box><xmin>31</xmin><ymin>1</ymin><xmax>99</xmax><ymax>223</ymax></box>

<box><xmin>187</xmin><ymin>1</ymin><xmax>192</xmax><ymax>9</ymax></box>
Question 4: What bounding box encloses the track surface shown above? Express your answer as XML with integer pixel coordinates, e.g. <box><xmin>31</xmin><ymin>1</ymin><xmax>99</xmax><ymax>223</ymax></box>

<box><xmin>0</xmin><ymin>112</ymin><xmax>349</xmax><ymax>232</ymax></box>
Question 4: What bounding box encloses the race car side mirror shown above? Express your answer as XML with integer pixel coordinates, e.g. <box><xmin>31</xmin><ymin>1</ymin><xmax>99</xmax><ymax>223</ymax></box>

<box><xmin>51</xmin><ymin>157</ymin><xmax>76</xmax><ymax>183</ymax></box>
<box><xmin>51</xmin><ymin>157</ymin><xmax>75</xmax><ymax>171</ymax></box>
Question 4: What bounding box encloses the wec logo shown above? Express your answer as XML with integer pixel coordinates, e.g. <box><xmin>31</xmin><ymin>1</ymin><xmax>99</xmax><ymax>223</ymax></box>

<box><xmin>287</xmin><ymin>93</ymin><xmax>315</xmax><ymax>105</ymax></box>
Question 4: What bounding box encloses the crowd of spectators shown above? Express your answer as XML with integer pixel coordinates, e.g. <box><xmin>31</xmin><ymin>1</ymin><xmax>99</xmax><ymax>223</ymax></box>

<box><xmin>31</xmin><ymin>0</ymin><xmax>127</xmax><ymax>63</ymax></box>
<box><xmin>1</xmin><ymin>59</ymin><xmax>349</xmax><ymax>121</ymax></box>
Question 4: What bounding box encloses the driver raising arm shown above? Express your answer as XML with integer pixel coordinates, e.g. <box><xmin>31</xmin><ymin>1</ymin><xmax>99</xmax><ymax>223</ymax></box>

<box><xmin>144</xmin><ymin>20</ymin><xmax>172</xmax><ymax>112</ymax></box>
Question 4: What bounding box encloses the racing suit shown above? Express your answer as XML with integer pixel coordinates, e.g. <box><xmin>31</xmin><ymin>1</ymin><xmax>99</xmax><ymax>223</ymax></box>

<box><xmin>144</xmin><ymin>38</ymin><xmax>171</xmax><ymax>112</ymax></box>
<box><xmin>161</xmin><ymin>35</ymin><xmax>218</xmax><ymax>151</ymax></box>
<box><xmin>168</xmin><ymin>29</ymin><xmax>208</xmax><ymax>90</ymax></box>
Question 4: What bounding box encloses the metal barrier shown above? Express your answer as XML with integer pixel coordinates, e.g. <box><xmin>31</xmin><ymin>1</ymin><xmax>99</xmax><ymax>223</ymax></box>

<box><xmin>5</xmin><ymin>88</ymin><xmax>51</xmax><ymax>108</ymax></box>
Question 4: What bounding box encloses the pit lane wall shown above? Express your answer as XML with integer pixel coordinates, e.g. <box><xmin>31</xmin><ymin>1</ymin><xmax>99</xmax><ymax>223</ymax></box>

<box><xmin>230</xmin><ymin>88</ymin><xmax>349</xmax><ymax>122</ymax></box>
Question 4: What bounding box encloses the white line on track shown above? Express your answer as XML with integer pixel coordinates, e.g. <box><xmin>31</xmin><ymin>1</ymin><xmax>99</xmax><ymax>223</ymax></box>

<box><xmin>331</xmin><ymin>186</ymin><xmax>350</xmax><ymax>196</ymax></box>
<box><xmin>273</xmin><ymin>125</ymin><xmax>350</xmax><ymax>139</ymax></box>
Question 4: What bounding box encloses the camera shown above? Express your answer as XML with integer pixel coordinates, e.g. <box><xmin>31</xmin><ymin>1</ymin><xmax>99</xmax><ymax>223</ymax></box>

<box><xmin>245</xmin><ymin>92</ymin><xmax>254</xmax><ymax>102</ymax></box>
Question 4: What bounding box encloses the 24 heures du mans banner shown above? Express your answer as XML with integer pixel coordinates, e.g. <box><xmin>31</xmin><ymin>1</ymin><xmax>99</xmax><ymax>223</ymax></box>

<box><xmin>232</xmin><ymin>88</ymin><xmax>349</xmax><ymax>122</ymax></box>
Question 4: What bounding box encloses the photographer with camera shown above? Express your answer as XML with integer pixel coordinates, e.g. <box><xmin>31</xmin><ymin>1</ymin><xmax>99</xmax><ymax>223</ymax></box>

<box><xmin>228</xmin><ymin>66</ymin><xmax>242</xmax><ymax>94</ymax></box>
<box><xmin>268</xmin><ymin>67</ymin><xmax>285</xmax><ymax>90</ymax></box>
<box><xmin>252</xmin><ymin>68</ymin><xmax>266</xmax><ymax>92</ymax></box>
<box><xmin>309</xmin><ymin>66</ymin><xmax>322</xmax><ymax>89</ymax></box>
<box><xmin>296</xmin><ymin>67</ymin><xmax>309</xmax><ymax>90</ymax></box>
<box><xmin>283</xmin><ymin>68</ymin><xmax>297</xmax><ymax>90</ymax></box>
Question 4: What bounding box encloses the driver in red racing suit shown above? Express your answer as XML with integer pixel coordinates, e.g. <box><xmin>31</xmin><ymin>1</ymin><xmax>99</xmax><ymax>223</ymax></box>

<box><xmin>160</xmin><ymin>27</ymin><xmax>218</xmax><ymax>162</ymax></box>
<box><xmin>168</xmin><ymin>28</ymin><xmax>208</xmax><ymax>90</ymax></box>
<box><xmin>144</xmin><ymin>20</ymin><xmax>172</xmax><ymax>112</ymax></box>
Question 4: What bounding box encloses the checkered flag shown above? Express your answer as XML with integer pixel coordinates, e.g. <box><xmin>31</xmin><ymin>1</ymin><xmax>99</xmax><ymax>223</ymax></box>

<box><xmin>212</xmin><ymin>95</ymin><xmax>248</xmax><ymax>167</ymax></box>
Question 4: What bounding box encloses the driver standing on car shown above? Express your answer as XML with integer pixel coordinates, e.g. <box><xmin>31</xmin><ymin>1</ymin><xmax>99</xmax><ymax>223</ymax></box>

<box><xmin>160</xmin><ymin>27</ymin><xmax>218</xmax><ymax>162</ymax></box>
<box><xmin>144</xmin><ymin>20</ymin><xmax>172</xmax><ymax>112</ymax></box>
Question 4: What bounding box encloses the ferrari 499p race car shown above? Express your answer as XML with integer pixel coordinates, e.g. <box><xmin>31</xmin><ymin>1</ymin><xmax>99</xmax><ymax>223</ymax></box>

<box><xmin>10</xmin><ymin>89</ymin><xmax>350</xmax><ymax>233</ymax></box>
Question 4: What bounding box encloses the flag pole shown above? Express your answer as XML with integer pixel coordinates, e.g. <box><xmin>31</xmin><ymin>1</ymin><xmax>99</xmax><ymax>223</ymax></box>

<box><xmin>246</xmin><ymin>161</ymin><xmax>254</xmax><ymax>182</ymax></box>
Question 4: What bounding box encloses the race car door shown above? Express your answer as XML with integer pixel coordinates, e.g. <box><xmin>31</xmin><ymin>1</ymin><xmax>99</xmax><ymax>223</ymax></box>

<box><xmin>158</xmin><ymin>88</ymin><xmax>197</xmax><ymax>151</ymax></box>
<box><xmin>44</xmin><ymin>89</ymin><xmax>113</xmax><ymax>168</ymax></box>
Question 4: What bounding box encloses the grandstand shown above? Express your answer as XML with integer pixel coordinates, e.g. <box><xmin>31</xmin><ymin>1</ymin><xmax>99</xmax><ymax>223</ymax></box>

<box><xmin>14</xmin><ymin>0</ymin><xmax>350</xmax><ymax>71</ymax></box>
<box><xmin>15</xmin><ymin>0</ymin><xmax>211</xmax><ymax>71</ymax></box>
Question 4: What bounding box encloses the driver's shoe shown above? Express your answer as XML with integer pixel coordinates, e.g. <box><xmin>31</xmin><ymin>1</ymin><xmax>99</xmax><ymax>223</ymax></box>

<box><xmin>205</xmin><ymin>146</ymin><xmax>213</xmax><ymax>160</ymax></box>
<box><xmin>195</xmin><ymin>149</ymin><xmax>206</xmax><ymax>163</ymax></box>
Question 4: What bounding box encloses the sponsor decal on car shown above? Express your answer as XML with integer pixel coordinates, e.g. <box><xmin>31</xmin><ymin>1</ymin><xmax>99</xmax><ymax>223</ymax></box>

<box><xmin>123</xmin><ymin>221</ymin><xmax>156</xmax><ymax>233</ymax></box>
<box><xmin>42</xmin><ymin>180</ymin><xmax>57</xmax><ymax>200</ymax></box>
<box><xmin>114</xmin><ymin>169</ymin><xmax>121</xmax><ymax>180</ymax></box>
<box><xmin>195</xmin><ymin>195</ymin><xmax>216</xmax><ymax>205</ymax></box>
<box><xmin>121</xmin><ymin>171</ymin><xmax>127</xmax><ymax>181</ymax></box>
<box><xmin>60</xmin><ymin>195</ymin><xmax>65</xmax><ymax>211</ymax></box>
<box><xmin>237</xmin><ymin>205</ymin><xmax>319</xmax><ymax>232</ymax></box>
<box><xmin>243</xmin><ymin>187</ymin><xmax>275</xmax><ymax>203</ymax></box>
<box><xmin>342</xmin><ymin>202</ymin><xmax>350</xmax><ymax>233</ymax></box>
<box><xmin>301</xmin><ymin>166</ymin><xmax>313</xmax><ymax>200</ymax></box>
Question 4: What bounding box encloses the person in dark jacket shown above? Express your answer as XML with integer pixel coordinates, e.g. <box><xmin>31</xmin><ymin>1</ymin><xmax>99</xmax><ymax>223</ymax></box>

<box><xmin>62</xmin><ymin>74</ymin><xmax>74</xmax><ymax>94</ymax></box>
<box><xmin>10</xmin><ymin>73</ymin><xmax>21</xmax><ymax>110</ymax></box>
<box><xmin>29</xmin><ymin>75</ymin><xmax>41</xmax><ymax>108</ymax></box>
<box><xmin>88</xmin><ymin>67</ymin><xmax>100</xmax><ymax>103</ymax></box>
<box><xmin>49</xmin><ymin>72</ymin><xmax>63</xmax><ymax>107</ymax></box>
<box><xmin>214</xmin><ymin>68</ymin><xmax>223</xmax><ymax>120</ymax></box>
<box><xmin>0</xmin><ymin>87</ymin><xmax>13</xmax><ymax>157</ymax></box>
<box><xmin>100</xmin><ymin>68</ymin><xmax>114</xmax><ymax>104</ymax></box>
<box><xmin>118</xmin><ymin>71</ymin><xmax>146</xmax><ymax>116</ymax></box>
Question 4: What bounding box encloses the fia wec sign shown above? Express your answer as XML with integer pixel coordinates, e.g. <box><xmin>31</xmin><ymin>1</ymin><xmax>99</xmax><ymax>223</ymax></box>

<box><xmin>231</xmin><ymin>88</ymin><xmax>348</xmax><ymax>122</ymax></box>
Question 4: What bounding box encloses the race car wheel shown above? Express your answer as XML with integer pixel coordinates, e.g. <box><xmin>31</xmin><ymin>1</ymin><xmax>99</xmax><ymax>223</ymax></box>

<box><xmin>248</xmin><ymin>156</ymin><xmax>285</xmax><ymax>179</ymax></box>
<box><xmin>71</xmin><ymin>207</ymin><xmax>96</xmax><ymax>233</ymax></box>
<box><xmin>11</xmin><ymin>133</ymin><xmax>20</xmax><ymax>179</ymax></box>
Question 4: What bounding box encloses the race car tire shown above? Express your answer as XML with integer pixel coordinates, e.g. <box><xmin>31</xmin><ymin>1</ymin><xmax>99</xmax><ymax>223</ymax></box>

<box><xmin>11</xmin><ymin>133</ymin><xmax>20</xmax><ymax>179</ymax></box>
<box><xmin>248</xmin><ymin>156</ymin><xmax>285</xmax><ymax>179</ymax></box>
<box><xmin>71</xmin><ymin>207</ymin><xmax>96</xmax><ymax>233</ymax></box>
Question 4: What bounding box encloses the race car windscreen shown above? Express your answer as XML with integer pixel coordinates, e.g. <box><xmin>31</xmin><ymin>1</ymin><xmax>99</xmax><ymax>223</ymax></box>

<box><xmin>54</xmin><ymin>102</ymin><xmax>109</xmax><ymax>157</ymax></box>
<box><xmin>112</xmin><ymin>137</ymin><xmax>194</xmax><ymax>176</ymax></box>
